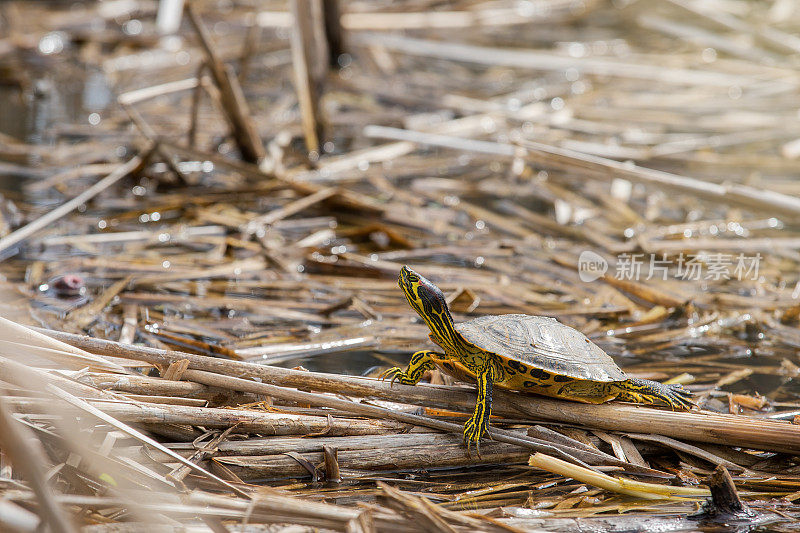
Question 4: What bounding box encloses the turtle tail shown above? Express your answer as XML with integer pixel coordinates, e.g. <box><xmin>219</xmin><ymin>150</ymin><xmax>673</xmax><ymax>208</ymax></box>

<box><xmin>615</xmin><ymin>378</ymin><xmax>694</xmax><ymax>411</ymax></box>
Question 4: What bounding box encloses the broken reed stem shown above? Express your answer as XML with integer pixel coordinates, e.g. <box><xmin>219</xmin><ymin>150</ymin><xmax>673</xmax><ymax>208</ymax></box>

<box><xmin>528</xmin><ymin>453</ymin><xmax>711</xmax><ymax>500</ymax></box>
<box><xmin>704</xmin><ymin>465</ymin><xmax>754</xmax><ymax>517</ymax></box>
<box><xmin>185</xmin><ymin>4</ymin><xmax>264</xmax><ymax>163</ymax></box>
<box><xmin>290</xmin><ymin>0</ymin><xmax>326</xmax><ymax>155</ymax></box>
<box><xmin>34</xmin><ymin>330</ymin><xmax>800</xmax><ymax>455</ymax></box>
<box><xmin>80</xmin><ymin>371</ymin><xmax>251</xmax><ymax>401</ymax></box>
<box><xmin>207</xmin><ymin>431</ymin><xmax>515</xmax><ymax>455</ymax></box>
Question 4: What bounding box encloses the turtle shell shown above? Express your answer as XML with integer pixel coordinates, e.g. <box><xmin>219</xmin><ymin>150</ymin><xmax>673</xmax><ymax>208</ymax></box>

<box><xmin>455</xmin><ymin>314</ymin><xmax>626</xmax><ymax>382</ymax></box>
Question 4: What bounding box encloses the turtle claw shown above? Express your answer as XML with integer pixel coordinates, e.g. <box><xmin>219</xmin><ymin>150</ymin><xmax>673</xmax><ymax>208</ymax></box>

<box><xmin>665</xmin><ymin>383</ymin><xmax>696</xmax><ymax>411</ymax></box>
<box><xmin>380</xmin><ymin>352</ymin><xmax>438</xmax><ymax>387</ymax></box>
<box><xmin>380</xmin><ymin>367</ymin><xmax>411</xmax><ymax>386</ymax></box>
<box><xmin>463</xmin><ymin>414</ymin><xmax>487</xmax><ymax>459</ymax></box>
<box><xmin>379</xmin><ymin>367</ymin><xmax>400</xmax><ymax>385</ymax></box>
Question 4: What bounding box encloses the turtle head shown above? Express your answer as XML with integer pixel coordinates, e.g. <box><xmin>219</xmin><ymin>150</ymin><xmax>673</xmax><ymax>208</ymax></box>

<box><xmin>398</xmin><ymin>266</ymin><xmax>455</xmax><ymax>337</ymax></box>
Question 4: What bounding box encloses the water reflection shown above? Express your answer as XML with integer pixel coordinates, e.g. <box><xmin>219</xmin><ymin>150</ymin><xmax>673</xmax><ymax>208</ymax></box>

<box><xmin>0</xmin><ymin>58</ymin><xmax>111</xmax><ymax>145</ymax></box>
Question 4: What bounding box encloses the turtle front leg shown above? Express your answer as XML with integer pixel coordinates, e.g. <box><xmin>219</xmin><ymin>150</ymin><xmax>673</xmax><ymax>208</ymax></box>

<box><xmin>615</xmin><ymin>378</ymin><xmax>695</xmax><ymax>410</ymax></box>
<box><xmin>464</xmin><ymin>367</ymin><xmax>494</xmax><ymax>456</ymax></box>
<box><xmin>381</xmin><ymin>350</ymin><xmax>440</xmax><ymax>385</ymax></box>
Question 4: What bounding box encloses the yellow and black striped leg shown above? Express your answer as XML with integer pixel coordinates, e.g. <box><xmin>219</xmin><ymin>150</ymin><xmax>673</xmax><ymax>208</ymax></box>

<box><xmin>464</xmin><ymin>368</ymin><xmax>494</xmax><ymax>456</ymax></box>
<box><xmin>616</xmin><ymin>378</ymin><xmax>695</xmax><ymax>410</ymax></box>
<box><xmin>381</xmin><ymin>350</ymin><xmax>440</xmax><ymax>385</ymax></box>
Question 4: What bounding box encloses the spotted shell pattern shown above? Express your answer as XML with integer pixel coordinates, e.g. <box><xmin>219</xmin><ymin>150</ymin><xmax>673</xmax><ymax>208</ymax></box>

<box><xmin>455</xmin><ymin>314</ymin><xmax>627</xmax><ymax>382</ymax></box>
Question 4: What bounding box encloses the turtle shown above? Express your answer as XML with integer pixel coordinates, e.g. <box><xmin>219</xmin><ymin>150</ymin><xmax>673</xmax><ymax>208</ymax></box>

<box><xmin>383</xmin><ymin>266</ymin><xmax>694</xmax><ymax>452</ymax></box>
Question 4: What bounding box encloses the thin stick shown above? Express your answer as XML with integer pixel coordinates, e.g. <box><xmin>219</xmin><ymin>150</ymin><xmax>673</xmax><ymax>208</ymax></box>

<box><xmin>243</xmin><ymin>187</ymin><xmax>338</xmax><ymax>233</ymax></box>
<box><xmin>117</xmin><ymin>77</ymin><xmax>199</xmax><ymax>106</ymax></box>
<box><xmin>290</xmin><ymin>0</ymin><xmax>326</xmax><ymax>155</ymax></box>
<box><xmin>0</xmin><ymin>153</ymin><xmax>145</xmax><ymax>259</ymax></box>
<box><xmin>626</xmin><ymin>433</ymin><xmax>745</xmax><ymax>472</ymax></box>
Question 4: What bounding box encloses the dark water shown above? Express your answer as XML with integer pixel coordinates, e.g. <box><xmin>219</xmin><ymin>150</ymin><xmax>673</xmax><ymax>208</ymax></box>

<box><xmin>275</xmin><ymin>349</ymin><xmax>389</xmax><ymax>377</ymax></box>
<box><xmin>0</xmin><ymin>52</ymin><xmax>113</xmax><ymax>229</ymax></box>
<box><xmin>0</xmin><ymin>52</ymin><xmax>111</xmax><ymax>145</ymax></box>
